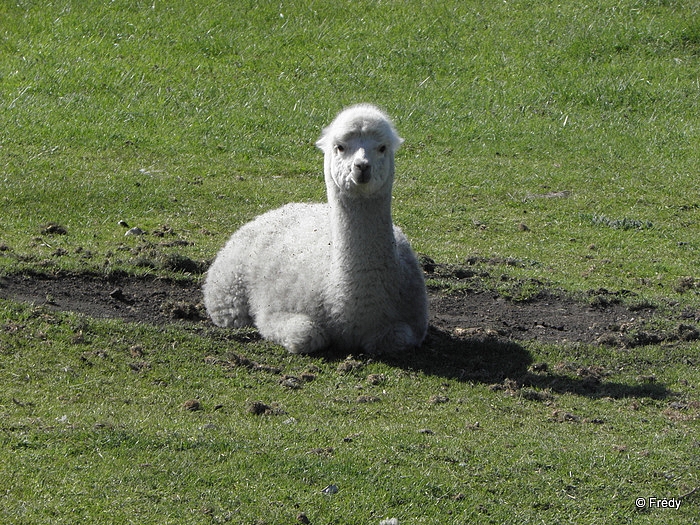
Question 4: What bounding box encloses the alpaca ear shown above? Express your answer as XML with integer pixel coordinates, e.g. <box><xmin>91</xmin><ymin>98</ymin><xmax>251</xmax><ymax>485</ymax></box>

<box><xmin>316</xmin><ymin>123</ymin><xmax>333</xmax><ymax>151</ymax></box>
<box><xmin>315</xmin><ymin>133</ymin><xmax>331</xmax><ymax>151</ymax></box>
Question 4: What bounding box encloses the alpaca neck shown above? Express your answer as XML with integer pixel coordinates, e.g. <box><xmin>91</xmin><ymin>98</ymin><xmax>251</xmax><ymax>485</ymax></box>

<box><xmin>329</xmin><ymin>191</ymin><xmax>398</xmax><ymax>273</ymax></box>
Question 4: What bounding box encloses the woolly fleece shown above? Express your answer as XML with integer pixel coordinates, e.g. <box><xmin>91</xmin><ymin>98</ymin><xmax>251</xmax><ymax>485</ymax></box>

<box><xmin>203</xmin><ymin>104</ymin><xmax>428</xmax><ymax>354</ymax></box>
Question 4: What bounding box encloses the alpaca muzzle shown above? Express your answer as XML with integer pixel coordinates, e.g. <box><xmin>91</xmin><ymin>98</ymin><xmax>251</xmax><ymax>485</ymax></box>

<box><xmin>353</xmin><ymin>160</ymin><xmax>371</xmax><ymax>184</ymax></box>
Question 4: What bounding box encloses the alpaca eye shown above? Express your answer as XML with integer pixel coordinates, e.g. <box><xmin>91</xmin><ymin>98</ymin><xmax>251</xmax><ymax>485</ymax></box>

<box><xmin>378</xmin><ymin>145</ymin><xmax>387</xmax><ymax>153</ymax></box>
<box><xmin>336</xmin><ymin>145</ymin><xmax>345</xmax><ymax>153</ymax></box>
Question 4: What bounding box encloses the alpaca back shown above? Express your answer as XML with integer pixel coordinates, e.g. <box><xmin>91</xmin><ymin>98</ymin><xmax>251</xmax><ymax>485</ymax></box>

<box><xmin>203</xmin><ymin>203</ymin><xmax>332</xmax><ymax>328</ymax></box>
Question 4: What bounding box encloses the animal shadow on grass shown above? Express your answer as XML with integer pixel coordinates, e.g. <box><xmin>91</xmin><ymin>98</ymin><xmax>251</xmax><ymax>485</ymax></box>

<box><xmin>377</xmin><ymin>326</ymin><xmax>671</xmax><ymax>400</ymax></box>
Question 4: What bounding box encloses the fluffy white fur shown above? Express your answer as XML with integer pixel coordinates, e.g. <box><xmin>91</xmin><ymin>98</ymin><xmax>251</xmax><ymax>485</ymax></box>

<box><xmin>203</xmin><ymin>104</ymin><xmax>428</xmax><ymax>354</ymax></box>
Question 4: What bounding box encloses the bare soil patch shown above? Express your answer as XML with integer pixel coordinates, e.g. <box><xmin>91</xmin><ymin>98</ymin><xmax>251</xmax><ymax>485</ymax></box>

<box><xmin>2</xmin><ymin>266</ymin><xmax>693</xmax><ymax>398</ymax></box>
<box><xmin>2</xmin><ymin>267</ymin><xmax>693</xmax><ymax>349</ymax></box>
<box><xmin>0</xmin><ymin>272</ymin><xmax>205</xmax><ymax>325</ymax></box>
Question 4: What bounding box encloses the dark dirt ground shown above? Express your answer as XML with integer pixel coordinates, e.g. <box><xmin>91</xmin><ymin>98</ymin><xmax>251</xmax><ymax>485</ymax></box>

<box><xmin>2</xmin><ymin>265</ymin><xmax>697</xmax><ymax>398</ymax></box>
<box><xmin>1</xmin><ymin>266</ymin><xmax>696</xmax><ymax>348</ymax></box>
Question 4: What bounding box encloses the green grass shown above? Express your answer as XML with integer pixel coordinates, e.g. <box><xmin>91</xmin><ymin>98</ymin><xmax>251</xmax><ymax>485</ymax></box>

<box><xmin>2</xmin><ymin>301</ymin><xmax>698</xmax><ymax>524</ymax></box>
<box><xmin>1</xmin><ymin>0</ymin><xmax>699</xmax><ymax>523</ymax></box>
<box><xmin>2</xmin><ymin>0</ymin><xmax>699</xmax><ymax>298</ymax></box>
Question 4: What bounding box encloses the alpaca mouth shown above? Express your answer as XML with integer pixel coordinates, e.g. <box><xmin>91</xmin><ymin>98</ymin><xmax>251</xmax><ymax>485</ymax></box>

<box><xmin>352</xmin><ymin>167</ymin><xmax>372</xmax><ymax>184</ymax></box>
<box><xmin>355</xmin><ymin>172</ymin><xmax>371</xmax><ymax>184</ymax></box>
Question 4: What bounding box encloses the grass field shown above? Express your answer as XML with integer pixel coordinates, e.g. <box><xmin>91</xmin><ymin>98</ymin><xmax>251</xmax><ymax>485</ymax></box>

<box><xmin>1</xmin><ymin>0</ymin><xmax>699</xmax><ymax>523</ymax></box>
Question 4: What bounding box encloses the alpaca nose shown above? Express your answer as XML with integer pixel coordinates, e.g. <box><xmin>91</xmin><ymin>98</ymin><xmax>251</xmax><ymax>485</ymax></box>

<box><xmin>354</xmin><ymin>159</ymin><xmax>371</xmax><ymax>183</ymax></box>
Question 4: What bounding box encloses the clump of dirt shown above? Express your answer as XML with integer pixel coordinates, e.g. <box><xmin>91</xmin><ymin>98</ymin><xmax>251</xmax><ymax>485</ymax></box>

<box><xmin>40</xmin><ymin>222</ymin><xmax>68</xmax><ymax>235</ymax></box>
<box><xmin>366</xmin><ymin>373</ymin><xmax>386</xmax><ymax>385</ymax></box>
<box><xmin>337</xmin><ymin>358</ymin><xmax>364</xmax><ymax>374</ymax></box>
<box><xmin>675</xmin><ymin>276</ymin><xmax>700</xmax><ymax>294</ymax></box>
<box><xmin>279</xmin><ymin>375</ymin><xmax>304</xmax><ymax>390</ymax></box>
<box><xmin>204</xmin><ymin>352</ymin><xmax>281</xmax><ymax>375</ymax></box>
<box><xmin>161</xmin><ymin>300</ymin><xmax>205</xmax><ymax>321</ymax></box>
<box><xmin>247</xmin><ymin>400</ymin><xmax>285</xmax><ymax>416</ymax></box>
<box><xmin>247</xmin><ymin>401</ymin><xmax>272</xmax><ymax>415</ymax></box>
<box><xmin>182</xmin><ymin>399</ymin><xmax>202</xmax><ymax>411</ymax></box>
<box><xmin>428</xmin><ymin>395</ymin><xmax>450</xmax><ymax>405</ymax></box>
<box><xmin>129</xmin><ymin>361</ymin><xmax>151</xmax><ymax>373</ymax></box>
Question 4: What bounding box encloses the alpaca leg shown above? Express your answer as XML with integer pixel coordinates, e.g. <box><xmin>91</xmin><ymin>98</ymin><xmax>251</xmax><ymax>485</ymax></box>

<box><xmin>209</xmin><ymin>306</ymin><xmax>253</xmax><ymax>329</ymax></box>
<box><xmin>203</xmin><ymin>274</ymin><xmax>254</xmax><ymax>328</ymax></box>
<box><xmin>364</xmin><ymin>323</ymin><xmax>418</xmax><ymax>355</ymax></box>
<box><xmin>257</xmin><ymin>312</ymin><xmax>330</xmax><ymax>354</ymax></box>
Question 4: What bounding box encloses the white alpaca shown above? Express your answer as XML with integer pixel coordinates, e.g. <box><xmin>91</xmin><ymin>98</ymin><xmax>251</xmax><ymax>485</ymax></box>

<box><xmin>203</xmin><ymin>104</ymin><xmax>428</xmax><ymax>354</ymax></box>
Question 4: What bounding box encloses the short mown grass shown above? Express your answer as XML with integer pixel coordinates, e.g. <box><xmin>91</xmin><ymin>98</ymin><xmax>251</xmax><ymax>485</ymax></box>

<box><xmin>1</xmin><ymin>0</ymin><xmax>699</xmax><ymax>523</ymax></box>
<box><xmin>2</xmin><ymin>0</ymin><xmax>699</xmax><ymax>300</ymax></box>
<box><xmin>2</xmin><ymin>300</ymin><xmax>698</xmax><ymax>524</ymax></box>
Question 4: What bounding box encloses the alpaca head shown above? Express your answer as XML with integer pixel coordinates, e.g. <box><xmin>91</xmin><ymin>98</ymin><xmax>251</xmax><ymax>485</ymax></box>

<box><xmin>316</xmin><ymin>104</ymin><xmax>403</xmax><ymax>198</ymax></box>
